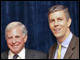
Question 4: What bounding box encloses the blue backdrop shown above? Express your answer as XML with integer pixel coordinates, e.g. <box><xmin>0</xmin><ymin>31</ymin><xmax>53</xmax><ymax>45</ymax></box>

<box><xmin>1</xmin><ymin>1</ymin><xmax>79</xmax><ymax>54</ymax></box>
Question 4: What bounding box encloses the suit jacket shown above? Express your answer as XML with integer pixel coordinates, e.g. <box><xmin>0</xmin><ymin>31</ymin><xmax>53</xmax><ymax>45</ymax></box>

<box><xmin>48</xmin><ymin>34</ymin><xmax>79</xmax><ymax>59</ymax></box>
<box><xmin>1</xmin><ymin>48</ymin><xmax>48</xmax><ymax>59</ymax></box>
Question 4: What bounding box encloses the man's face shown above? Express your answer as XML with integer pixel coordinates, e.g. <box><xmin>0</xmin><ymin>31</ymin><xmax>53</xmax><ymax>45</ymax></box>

<box><xmin>6</xmin><ymin>26</ymin><xmax>27</xmax><ymax>54</ymax></box>
<box><xmin>48</xmin><ymin>10</ymin><xmax>71</xmax><ymax>39</ymax></box>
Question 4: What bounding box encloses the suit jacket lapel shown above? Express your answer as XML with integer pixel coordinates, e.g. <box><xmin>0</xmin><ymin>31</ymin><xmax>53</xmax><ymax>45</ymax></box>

<box><xmin>51</xmin><ymin>43</ymin><xmax>57</xmax><ymax>59</ymax></box>
<box><xmin>2</xmin><ymin>51</ymin><xmax>8</xmax><ymax>59</ymax></box>
<box><xmin>63</xmin><ymin>34</ymin><xmax>75</xmax><ymax>59</ymax></box>
<box><xmin>5</xmin><ymin>52</ymin><xmax>8</xmax><ymax>59</ymax></box>
<box><xmin>63</xmin><ymin>46</ymin><xmax>74</xmax><ymax>59</ymax></box>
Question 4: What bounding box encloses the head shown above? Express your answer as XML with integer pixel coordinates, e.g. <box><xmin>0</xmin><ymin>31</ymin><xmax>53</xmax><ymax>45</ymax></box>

<box><xmin>48</xmin><ymin>5</ymin><xmax>70</xmax><ymax>21</ymax></box>
<box><xmin>5</xmin><ymin>21</ymin><xmax>28</xmax><ymax>54</ymax></box>
<box><xmin>48</xmin><ymin>5</ymin><xmax>72</xmax><ymax>42</ymax></box>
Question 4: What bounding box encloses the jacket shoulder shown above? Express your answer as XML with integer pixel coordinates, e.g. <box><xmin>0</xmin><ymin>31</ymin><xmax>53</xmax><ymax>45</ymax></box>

<box><xmin>1</xmin><ymin>51</ymin><xmax>8</xmax><ymax>59</ymax></box>
<box><xmin>25</xmin><ymin>48</ymin><xmax>48</xmax><ymax>59</ymax></box>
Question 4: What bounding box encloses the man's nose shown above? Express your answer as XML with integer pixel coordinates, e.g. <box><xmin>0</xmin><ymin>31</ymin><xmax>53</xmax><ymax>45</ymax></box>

<box><xmin>12</xmin><ymin>37</ymin><xmax>17</xmax><ymax>43</ymax></box>
<box><xmin>54</xmin><ymin>20</ymin><xmax>59</xmax><ymax>27</ymax></box>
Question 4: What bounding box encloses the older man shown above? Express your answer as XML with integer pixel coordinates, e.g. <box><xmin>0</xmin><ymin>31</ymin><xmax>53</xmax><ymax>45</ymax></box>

<box><xmin>1</xmin><ymin>21</ymin><xmax>48</xmax><ymax>59</ymax></box>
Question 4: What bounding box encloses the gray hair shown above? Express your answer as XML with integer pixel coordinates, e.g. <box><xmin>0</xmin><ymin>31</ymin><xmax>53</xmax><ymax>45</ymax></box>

<box><xmin>5</xmin><ymin>21</ymin><xmax>28</xmax><ymax>38</ymax></box>
<box><xmin>48</xmin><ymin>5</ymin><xmax>70</xmax><ymax>20</ymax></box>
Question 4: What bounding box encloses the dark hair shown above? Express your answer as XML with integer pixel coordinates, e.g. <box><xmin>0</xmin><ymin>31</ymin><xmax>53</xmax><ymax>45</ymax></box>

<box><xmin>48</xmin><ymin>5</ymin><xmax>70</xmax><ymax>20</ymax></box>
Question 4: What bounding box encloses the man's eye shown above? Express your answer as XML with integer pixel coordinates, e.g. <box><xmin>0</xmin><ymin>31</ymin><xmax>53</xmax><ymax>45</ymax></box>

<box><xmin>59</xmin><ymin>19</ymin><xmax>62</xmax><ymax>20</ymax></box>
<box><xmin>15</xmin><ymin>36</ymin><xmax>20</xmax><ymax>38</ymax></box>
<box><xmin>58</xmin><ymin>18</ymin><xmax>62</xmax><ymax>20</ymax></box>
<box><xmin>51</xmin><ymin>20</ymin><xmax>54</xmax><ymax>22</ymax></box>
<box><xmin>8</xmin><ymin>37</ymin><xmax>12</xmax><ymax>39</ymax></box>
<box><xmin>49</xmin><ymin>19</ymin><xmax>55</xmax><ymax>22</ymax></box>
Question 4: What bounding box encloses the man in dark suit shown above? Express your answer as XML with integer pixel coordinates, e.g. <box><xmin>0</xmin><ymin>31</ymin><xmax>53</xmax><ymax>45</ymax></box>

<box><xmin>48</xmin><ymin>5</ymin><xmax>79</xmax><ymax>59</ymax></box>
<box><xmin>1</xmin><ymin>21</ymin><xmax>48</xmax><ymax>59</ymax></box>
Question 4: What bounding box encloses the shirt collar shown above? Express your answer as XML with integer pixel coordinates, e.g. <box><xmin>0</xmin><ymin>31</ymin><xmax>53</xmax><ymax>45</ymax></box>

<box><xmin>18</xmin><ymin>47</ymin><xmax>25</xmax><ymax>59</ymax></box>
<box><xmin>9</xmin><ymin>47</ymin><xmax>25</xmax><ymax>59</ymax></box>
<box><xmin>57</xmin><ymin>32</ymin><xmax>73</xmax><ymax>48</ymax></box>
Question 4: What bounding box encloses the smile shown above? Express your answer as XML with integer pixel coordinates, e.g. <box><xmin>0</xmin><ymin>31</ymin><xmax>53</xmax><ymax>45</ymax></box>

<box><xmin>11</xmin><ymin>44</ymin><xmax>18</xmax><ymax>47</ymax></box>
<box><xmin>53</xmin><ymin>28</ymin><xmax>61</xmax><ymax>32</ymax></box>
<box><xmin>13</xmin><ymin>45</ymin><xmax>18</xmax><ymax>47</ymax></box>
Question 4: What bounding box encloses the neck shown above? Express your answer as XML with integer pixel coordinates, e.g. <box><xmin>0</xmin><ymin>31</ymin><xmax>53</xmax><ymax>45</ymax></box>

<box><xmin>57</xmin><ymin>29</ymin><xmax>71</xmax><ymax>44</ymax></box>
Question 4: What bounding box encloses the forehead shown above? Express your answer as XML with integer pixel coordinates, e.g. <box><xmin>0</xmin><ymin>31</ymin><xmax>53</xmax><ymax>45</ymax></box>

<box><xmin>7</xmin><ymin>26</ymin><xmax>22</xmax><ymax>34</ymax></box>
<box><xmin>7</xmin><ymin>25</ymin><xmax>21</xmax><ymax>31</ymax></box>
<box><xmin>49</xmin><ymin>10</ymin><xmax>66</xmax><ymax>18</ymax></box>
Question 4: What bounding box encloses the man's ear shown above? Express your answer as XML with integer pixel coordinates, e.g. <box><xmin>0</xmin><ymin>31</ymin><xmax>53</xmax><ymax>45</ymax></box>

<box><xmin>67</xmin><ymin>18</ymin><xmax>72</xmax><ymax>27</ymax></box>
<box><xmin>24</xmin><ymin>35</ymin><xmax>28</xmax><ymax>43</ymax></box>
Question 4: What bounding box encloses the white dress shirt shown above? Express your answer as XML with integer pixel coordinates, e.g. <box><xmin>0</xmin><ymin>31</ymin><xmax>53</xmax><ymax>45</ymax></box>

<box><xmin>8</xmin><ymin>47</ymin><xmax>25</xmax><ymax>59</ymax></box>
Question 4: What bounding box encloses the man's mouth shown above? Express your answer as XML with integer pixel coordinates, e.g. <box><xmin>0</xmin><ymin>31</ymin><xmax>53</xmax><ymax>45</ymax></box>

<box><xmin>11</xmin><ymin>44</ymin><xmax>19</xmax><ymax>47</ymax></box>
<box><xmin>54</xmin><ymin>28</ymin><xmax>61</xmax><ymax>32</ymax></box>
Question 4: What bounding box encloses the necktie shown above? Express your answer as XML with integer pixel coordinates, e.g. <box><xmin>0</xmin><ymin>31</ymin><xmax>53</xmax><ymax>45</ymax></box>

<box><xmin>57</xmin><ymin>44</ymin><xmax>61</xmax><ymax>59</ymax></box>
<box><xmin>13</xmin><ymin>55</ymin><xmax>18</xmax><ymax>59</ymax></box>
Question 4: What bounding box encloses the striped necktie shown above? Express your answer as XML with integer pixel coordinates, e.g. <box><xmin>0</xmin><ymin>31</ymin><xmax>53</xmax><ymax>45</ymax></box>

<box><xmin>13</xmin><ymin>55</ymin><xmax>18</xmax><ymax>59</ymax></box>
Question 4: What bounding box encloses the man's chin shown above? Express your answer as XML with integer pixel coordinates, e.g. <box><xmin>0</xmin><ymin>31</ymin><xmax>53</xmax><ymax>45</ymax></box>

<box><xmin>11</xmin><ymin>50</ymin><xmax>19</xmax><ymax>54</ymax></box>
<box><xmin>54</xmin><ymin>34</ymin><xmax>62</xmax><ymax>38</ymax></box>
